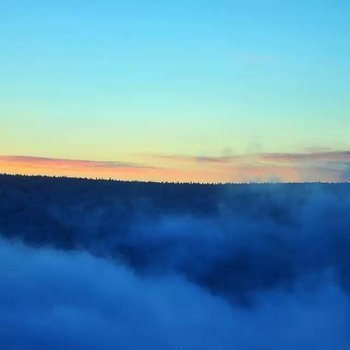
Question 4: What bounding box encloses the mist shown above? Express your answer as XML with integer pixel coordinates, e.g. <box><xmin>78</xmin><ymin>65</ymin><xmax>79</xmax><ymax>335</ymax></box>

<box><xmin>1</xmin><ymin>175</ymin><xmax>350</xmax><ymax>349</ymax></box>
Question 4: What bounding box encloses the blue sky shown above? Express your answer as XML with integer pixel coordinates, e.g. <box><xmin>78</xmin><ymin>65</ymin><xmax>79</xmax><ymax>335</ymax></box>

<box><xmin>1</xmin><ymin>1</ymin><xmax>349</xmax><ymax>181</ymax></box>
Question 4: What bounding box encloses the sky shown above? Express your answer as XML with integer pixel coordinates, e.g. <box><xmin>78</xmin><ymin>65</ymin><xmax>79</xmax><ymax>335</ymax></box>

<box><xmin>1</xmin><ymin>0</ymin><xmax>349</xmax><ymax>182</ymax></box>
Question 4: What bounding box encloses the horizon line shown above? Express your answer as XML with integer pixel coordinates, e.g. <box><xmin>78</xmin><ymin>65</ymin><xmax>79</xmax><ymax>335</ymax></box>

<box><xmin>1</xmin><ymin>172</ymin><xmax>349</xmax><ymax>186</ymax></box>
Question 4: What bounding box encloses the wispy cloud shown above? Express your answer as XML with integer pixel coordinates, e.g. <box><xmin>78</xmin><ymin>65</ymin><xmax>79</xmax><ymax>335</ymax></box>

<box><xmin>147</xmin><ymin>154</ymin><xmax>244</xmax><ymax>164</ymax></box>
<box><xmin>146</xmin><ymin>150</ymin><xmax>350</xmax><ymax>183</ymax></box>
<box><xmin>258</xmin><ymin>151</ymin><xmax>350</xmax><ymax>163</ymax></box>
<box><xmin>150</xmin><ymin>151</ymin><xmax>350</xmax><ymax>164</ymax></box>
<box><xmin>0</xmin><ymin>155</ymin><xmax>167</xmax><ymax>182</ymax></box>
<box><xmin>0</xmin><ymin>155</ymin><xmax>158</xmax><ymax>170</ymax></box>
<box><xmin>1</xmin><ymin>151</ymin><xmax>349</xmax><ymax>183</ymax></box>
<box><xmin>0</xmin><ymin>155</ymin><xmax>219</xmax><ymax>183</ymax></box>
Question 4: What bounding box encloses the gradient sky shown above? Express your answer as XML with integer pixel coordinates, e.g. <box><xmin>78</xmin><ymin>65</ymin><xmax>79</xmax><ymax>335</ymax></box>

<box><xmin>1</xmin><ymin>1</ymin><xmax>349</xmax><ymax>182</ymax></box>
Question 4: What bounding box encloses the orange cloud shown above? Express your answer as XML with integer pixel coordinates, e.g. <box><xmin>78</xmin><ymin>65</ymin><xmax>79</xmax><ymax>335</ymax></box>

<box><xmin>0</xmin><ymin>152</ymin><xmax>349</xmax><ymax>183</ymax></box>
<box><xmin>0</xmin><ymin>155</ymin><xmax>220</xmax><ymax>183</ymax></box>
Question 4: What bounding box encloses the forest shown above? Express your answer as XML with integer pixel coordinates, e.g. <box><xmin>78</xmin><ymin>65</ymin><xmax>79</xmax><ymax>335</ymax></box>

<box><xmin>1</xmin><ymin>174</ymin><xmax>350</xmax><ymax>349</ymax></box>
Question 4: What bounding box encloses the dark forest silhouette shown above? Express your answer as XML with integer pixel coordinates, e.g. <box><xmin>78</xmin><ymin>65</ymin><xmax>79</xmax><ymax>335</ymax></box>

<box><xmin>1</xmin><ymin>174</ymin><xmax>350</xmax><ymax>349</ymax></box>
